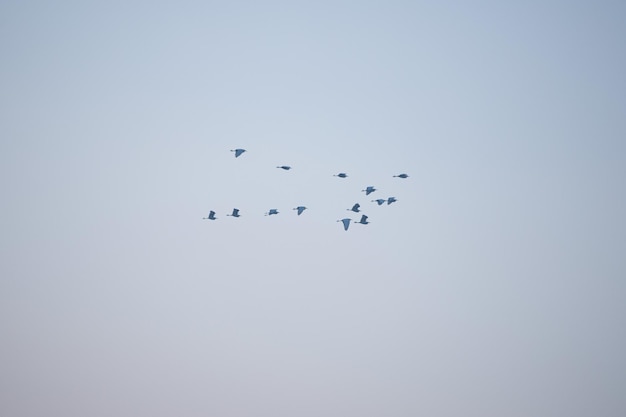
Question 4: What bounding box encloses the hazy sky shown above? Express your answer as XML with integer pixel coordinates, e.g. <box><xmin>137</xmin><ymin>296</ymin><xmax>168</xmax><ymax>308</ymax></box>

<box><xmin>1</xmin><ymin>1</ymin><xmax>625</xmax><ymax>416</ymax></box>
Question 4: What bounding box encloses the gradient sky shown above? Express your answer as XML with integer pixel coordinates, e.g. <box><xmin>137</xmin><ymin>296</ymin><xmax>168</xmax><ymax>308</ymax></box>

<box><xmin>1</xmin><ymin>1</ymin><xmax>625</xmax><ymax>416</ymax></box>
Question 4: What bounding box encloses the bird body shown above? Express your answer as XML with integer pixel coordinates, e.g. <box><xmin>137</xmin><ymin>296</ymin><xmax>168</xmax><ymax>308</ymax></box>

<box><xmin>334</xmin><ymin>172</ymin><xmax>348</xmax><ymax>178</ymax></box>
<box><xmin>277</xmin><ymin>165</ymin><xmax>291</xmax><ymax>170</ymax></box>
<box><xmin>265</xmin><ymin>209</ymin><xmax>279</xmax><ymax>216</ymax></box>
<box><xmin>348</xmin><ymin>203</ymin><xmax>361</xmax><ymax>213</ymax></box>
<box><xmin>372</xmin><ymin>199</ymin><xmax>386</xmax><ymax>206</ymax></box>
<box><xmin>337</xmin><ymin>218</ymin><xmax>352</xmax><ymax>231</ymax></box>
<box><xmin>362</xmin><ymin>186</ymin><xmax>376</xmax><ymax>195</ymax></box>
<box><xmin>203</xmin><ymin>210</ymin><xmax>217</xmax><ymax>220</ymax></box>
<box><xmin>387</xmin><ymin>197</ymin><xmax>397</xmax><ymax>205</ymax></box>
<box><xmin>227</xmin><ymin>208</ymin><xmax>241</xmax><ymax>217</ymax></box>
<box><xmin>393</xmin><ymin>173</ymin><xmax>409</xmax><ymax>178</ymax></box>
<box><xmin>293</xmin><ymin>206</ymin><xmax>307</xmax><ymax>215</ymax></box>
<box><xmin>231</xmin><ymin>149</ymin><xmax>246</xmax><ymax>158</ymax></box>
<box><xmin>355</xmin><ymin>215</ymin><xmax>369</xmax><ymax>225</ymax></box>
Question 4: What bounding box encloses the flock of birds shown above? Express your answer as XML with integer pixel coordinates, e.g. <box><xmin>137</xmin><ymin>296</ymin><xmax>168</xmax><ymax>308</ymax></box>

<box><xmin>203</xmin><ymin>148</ymin><xmax>409</xmax><ymax>231</ymax></box>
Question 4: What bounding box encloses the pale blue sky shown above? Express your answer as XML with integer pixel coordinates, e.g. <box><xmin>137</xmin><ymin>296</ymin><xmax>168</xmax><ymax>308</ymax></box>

<box><xmin>1</xmin><ymin>1</ymin><xmax>625</xmax><ymax>416</ymax></box>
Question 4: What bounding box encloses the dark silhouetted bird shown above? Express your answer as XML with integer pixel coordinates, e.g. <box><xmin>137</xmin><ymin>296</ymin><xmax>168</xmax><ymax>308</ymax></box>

<box><xmin>334</xmin><ymin>173</ymin><xmax>348</xmax><ymax>178</ymax></box>
<box><xmin>372</xmin><ymin>199</ymin><xmax>386</xmax><ymax>206</ymax></box>
<box><xmin>387</xmin><ymin>197</ymin><xmax>397</xmax><ymax>205</ymax></box>
<box><xmin>227</xmin><ymin>208</ymin><xmax>241</xmax><ymax>217</ymax></box>
<box><xmin>231</xmin><ymin>149</ymin><xmax>246</xmax><ymax>158</ymax></box>
<box><xmin>393</xmin><ymin>173</ymin><xmax>409</xmax><ymax>178</ymax></box>
<box><xmin>293</xmin><ymin>206</ymin><xmax>307</xmax><ymax>215</ymax></box>
<box><xmin>355</xmin><ymin>215</ymin><xmax>369</xmax><ymax>225</ymax></box>
<box><xmin>203</xmin><ymin>210</ymin><xmax>217</xmax><ymax>220</ymax></box>
<box><xmin>276</xmin><ymin>165</ymin><xmax>291</xmax><ymax>170</ymax></box>
<box><xmin>348</xmin><ymin>203</ymin><xmax>361</xmax><ymax>213</ymax></box>
<box><xmin>362</xmin><ymin>186</ymin><xmax>376</xmax><ymax>195</ymax></box>
<box><xmin>265</xmin><ymin>209</ymin><xmax>279</xmax><ymax>216</ymax></box>
<box><xmin>337</xmin><ymin>218</ymin><xmax>352</xmax><ymax>231</ymax></box>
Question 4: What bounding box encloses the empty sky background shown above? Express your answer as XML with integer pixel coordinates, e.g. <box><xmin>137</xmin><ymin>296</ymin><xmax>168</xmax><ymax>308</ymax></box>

<box><xmin>1</xmin><ymin>1</ymin><xmax>625</xmax><ymax>416</ymax></box>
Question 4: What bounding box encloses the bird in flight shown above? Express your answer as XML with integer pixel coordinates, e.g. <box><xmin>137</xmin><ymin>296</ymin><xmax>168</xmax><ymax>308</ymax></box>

<box><xmin>348</xmin><ymin>203</ymin><xmax>361</xmax><ymax>213</ymax></box>
<box><xmin>362</xmin><ymin>186</ymin><xmax>376</xmax><ymax>195</ymax></box>
<box><xmin>393</xmin><ymin>173</ymin><xmax>409</xmax><ymax>178</ymax></box>
<box><xmin>227</xmin><ymin>208</ymin><xmax>241</xmax><ymax>217</ymax></box>
<box><xmin>293</xmin><ymin>206</ymin><xmax>307</xmax><ymax>215</ymax></box>
<box><xmin>355</xmin><ymin>215</ymin><xmax>369</xmax><ymax>225</ymax></box>
<box><xmin>265</xmin><ymin>209</ymin><xmax>279</xmax><ymax>216</ymax></box>
<box><xmin>333</xmin><ymin>172</ymin><xmax>348</xmax><ymax>178</ymax></box>
<box><xmin>231</xmin><ymin>149</ymin><xmax>246</xmax><ymax>158</ymax></box>
<box><xmin>387</xmin><ymin>197</ymin><xmax>397</xmax><ymax>205</ymax></box>
<box><xmin>203</xmin><ymin>210</ymin><xmax>217</xmax><ymax>220</ymax></box>
<box><xmin>372</xmin><ymin>199</ymin><xmax>386</xmax><ymax>206</ymax></box>
<box><xmin>337</xmin><ymin>218</ymin><xmax>352</xmax><ymax>231</ymax></box>
<box><xmin>276</xmin><ymin>165</ymin><xmax>291</xmax><ymax>170</ymax></box>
